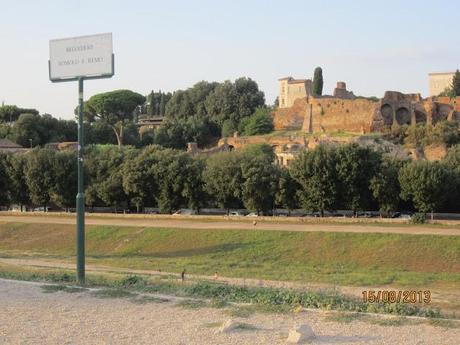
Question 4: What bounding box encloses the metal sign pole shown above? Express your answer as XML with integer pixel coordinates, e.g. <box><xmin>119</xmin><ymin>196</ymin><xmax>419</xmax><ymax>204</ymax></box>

<box><xmin>49</xmin><ymin>33</ymin><xmax>114</xmax><ymax>285</ymax></box>
<box><xmin>76</xmin><ymin>77</ymin><xmax>85</xmax><ymax>284</ymax></box>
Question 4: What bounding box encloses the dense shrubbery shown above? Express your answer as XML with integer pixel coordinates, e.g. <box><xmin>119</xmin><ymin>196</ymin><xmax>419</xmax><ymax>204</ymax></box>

<box><xmin>1</xmin><ymin>143</ymin><xmax>459</xmax><ymax>215</ymax></box>
<box><xmin>383</xmin><ymin>121</ymin><xmax>460</xmax><ymax>148</ymax></box>
<box><xmin>164</xmin><ymin>78</ymin><xmax>265</xmax><ymax>139</ymax></box>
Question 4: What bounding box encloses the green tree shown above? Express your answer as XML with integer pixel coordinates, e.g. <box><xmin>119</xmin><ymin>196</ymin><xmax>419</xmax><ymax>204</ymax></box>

<box><xmin>159</xmin><ymin>93</ymin><xmax>166</xmax><ymax>116</ymax></box>
<box><xmin>370</xmin><ymin>158</ymin><xmax>404</xmax><ymax>216</ymax></box>
<box><xmin>275</xmin><ymin>168</ymin><xmax>299</xmax><ymax>215</ymax></box>
<box><xmin>312</xmin><ymin>67</ymin><xmax>323</xmax><ymax>97</ymax></box>
<box><xmin>399</xmin><ymin>161</ymin><xmax>451</xmax><ymax>219</ymax></box>
<box><xmin>335</xmin><ymin>144</ymin><xmax>381</xmax><ymax>215</ymax></box>
<box><xmin>438</xmin><ymin>86</ymin><xmax>455</xmax><ymax>98</ymax></box>
<box><xmin>221</xmin><ymin>119</ymin><xmax>237</xmax><ymax>137</ymax></box>
<box><xmin>84</xmin><ymin>90</ymin><xmax>145</xmax><ymax>148</ymax></box>
<box><xmin>147</xmin><ymin>90</ymin><xmax>155</xmax><ymax>115</ymax></box>
<box><xmin>154</xmin><ymin>119</ymin><xmax>186</xmax><ymax>149</ymax></box>
<box><xmin>204</xmin><ymin>151</ymin><xmax>243</xmax><ymax>214</ymax></box>
<box><xmin>154</xmin><ymin>116</ymin><xmax>214</xmax><ymax>149</ymax></box>
<box><xmin>404</xmin><ymin>124</ymin><xmax>426</xmax><ymax>147</ymax></box>
<box><xmin>205</xmin><ymin>78</ymin><xmax>265</xmax><ymax>131</ymax></box>
<box><xmin>0</xmin><ymin>154</ymin><xmax>11</xmax><ymax>206</ymax></box>
<box><xmin>5</xmin><ymin>154</ymin><xmax>29</xmax><ymax>210</ymax></box>
<box><xmin>24</xmin><ymin>149</ymin><xmax>56</xmax><ymax>210</ymax></box>
<box><xmin>428</xmin><ymin>121</ymin><xmax>460</xmax><ymax>147</ymax></box>
<box><xmin>85</xmin><ymin>121</ymin><xmax>118</xmax><ymax>145</ymax></box>
<box><xmin>84</xmin><ymin>145</ymin><xmax>133</xmax><ymax>209</ymax></box>
<box><xmin>241</xmin><ymin>155</ymin><xmax>279</xmax><ymax>214</ymax></box>
<box><xmin>51</xmin><ymin>151</ymin><xmax>77</xmax><ymax>211</ymax></box>
<box><xmin>10</xmin><ymin>113</ymin><xmax>42</xmax><ymax>147</ymax></box>
<box><xmin>0</xmin><ymin>105</ymin><xmax>38</xmax><ymax>123</ymax></box>
<box><xmin>165</xmin><ymin>81</ymin><xmax>217</xmax><ymax>119</ymax></box>
<box><xmin>122</xmin><ymin>145</ymin><xmax>161</xmax><ymax>212</ymax></box>
<box><xmin>242</xmin><ymin>107</ymin><xmax>274</xmax><ymax>135</ymax></box>
<box><xmin>290</xmin><ymin>146</ymin><xmax>339</xmax><ymax>216</ymax></box>
<box><xmin>98</xmin><ymin>171</ymin><xmax>127</xmax><ymax>211</ymax></box>
<box><xmin>443</xmin><ymin>144</ymin><xmax>460</xmax><ymax>173</ymax></box>
<box><xmin>182</xmin><ymin>156</ymin><xmax>208</xmax><ymax>212</ymax></box>
<box><xmin>442</xmin><ymin>144</ymin><xmax>460</xmax><ymax>212</ymax></box>
<box><xmin>151</xmin><ymin>149</ymin><xmax>189</xmax><ymax>213</ymax></box>
<box><xmin>452</xmin><ymin>69</ymin><xmax>460</xmax><ymax>96</ymax></box>
<box><xmin>242</xmin><ymin>143</ymin><xmax>275</xmax><ymax>162</ymax></box>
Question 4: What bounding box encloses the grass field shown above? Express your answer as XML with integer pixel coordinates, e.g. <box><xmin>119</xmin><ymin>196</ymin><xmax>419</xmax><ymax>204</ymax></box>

<box><xmin>0</xmin><ymin>222</ymin><xmax>459</xmax><ymax>287</ymax></box>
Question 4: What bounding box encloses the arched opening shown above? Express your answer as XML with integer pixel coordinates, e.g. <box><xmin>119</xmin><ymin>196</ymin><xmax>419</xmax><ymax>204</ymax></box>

<box><xmin>380</xmin><ymin>104</ymin><xmax>393</xmax><ymax>126</ymax></box>
<box><xmin>415</xmin><ymin>110</ymin><xmax>426</xmax><ymax>124</ymax></box>
<box><xmin>434</xmin><ymin>104</ymin><xmax>451</xmax><ymax>124</ymax></box>
<box><xmin>395</xmin><ymin>107</ymin><xmax>411</xmax><ymax>125</ymax></box>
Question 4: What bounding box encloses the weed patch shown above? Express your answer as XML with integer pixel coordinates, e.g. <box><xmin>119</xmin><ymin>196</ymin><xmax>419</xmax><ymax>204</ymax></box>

<box><xmin>130</xmin><ymin>295</ymin><xmax>170</xmax><ymax>304</ymax></box>
<box><xmin>234</xmin><ymin>322</ymin><xmax>258</xmax><ymax>331</ymax></box>
<box><xmin>41</xmin><ymin>284</ymin><xmax>67</xmax><ymax>293</ymax></box>
<box><xmin>428</xmin><ymin>318</ymin><xmax>460</xmax><ymax>329</ymax></box>
<box><xmin>177</xmin><ymin>299</ymin><xmax>207</xmax><ymax>309</ymax></box>
<box><xmin>325</xmin><ymin>312</ymin><xmax>362</xmax><ymax>323</ymax></box>
<box><xmin>365</xmin><ymin>316</ymin><xmax>412</xmax><ymax>326</ymax></box>
<box><xmin>91</xmin><ymin>288</ymin><xmax>136</xmax><ymax>299</ymax></box>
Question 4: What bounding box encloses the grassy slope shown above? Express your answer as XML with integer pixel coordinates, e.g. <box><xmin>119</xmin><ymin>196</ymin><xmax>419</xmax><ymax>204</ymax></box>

<box><xmin>0</xmin><ymin>222</ymin><xmax>459</xmax><ymax>286</ymax></box>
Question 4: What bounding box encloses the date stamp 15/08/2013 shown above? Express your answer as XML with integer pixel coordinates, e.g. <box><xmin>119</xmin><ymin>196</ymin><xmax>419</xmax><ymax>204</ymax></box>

<box><xmin>362</xmin><ymin>290</ymin><xmax>431</xmax><ymax>304</ymax></box>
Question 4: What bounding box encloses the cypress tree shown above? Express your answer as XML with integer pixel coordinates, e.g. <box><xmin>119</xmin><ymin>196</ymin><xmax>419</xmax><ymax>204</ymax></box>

<box><xmin>312</xmin><ymin>67</ymin><xmax>324</xmax><ymax>96</ymax></box>
<box><xmin>147</xmin><ymin>91</ymin><xmax>154</xmax><ymax>116</ymax></box>
<box><xmin>159</xmin><ymin>92</ymin><xmax>166</xmax><ymax>116</ymax></box>
<box><xmin>452</xmin><ymin>70</ymin><xmax>460</xmax><ymax>97</ymax></box>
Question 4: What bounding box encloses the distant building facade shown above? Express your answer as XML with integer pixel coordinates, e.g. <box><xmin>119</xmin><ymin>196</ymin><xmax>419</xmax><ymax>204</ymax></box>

<box><xmin>278</xmin><ymin>76</ymin><xmax>356</xmax><ymax>109</ymax></box>
<box><xmin>429</xmin><ymin>72</ymin><xmax>455</xmax><ymax>96</ymax></box>
<box><xmin>278</xmin><ymin>77</ymin><xmax>312</xmax><ymax>108</ymax></box>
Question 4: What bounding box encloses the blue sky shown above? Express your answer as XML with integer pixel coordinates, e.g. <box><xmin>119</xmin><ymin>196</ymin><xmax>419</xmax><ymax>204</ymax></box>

<box><xmin>0</xmin><ymin>0</ymin><xmax>459</xmax><ymax>119</ymax></box>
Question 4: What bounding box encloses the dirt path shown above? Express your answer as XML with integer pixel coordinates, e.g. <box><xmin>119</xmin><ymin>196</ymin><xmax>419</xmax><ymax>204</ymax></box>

<box><xmin>1</xmin><ymin>278</ymin><xmax>459</xmax><ymax>345</ymax></box>
<box><xmin>1</xmin><ymin>257</ymin><xmax>459</xmax><ymax>315</ymax></box>
<box><xmin>1</xmin><ymin>214</ymin><xmax>460</xmax><ymax>236</ymax></box>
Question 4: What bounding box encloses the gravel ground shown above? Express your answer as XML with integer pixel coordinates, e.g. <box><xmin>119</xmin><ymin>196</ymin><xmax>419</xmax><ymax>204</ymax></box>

<box><xmin>0</xmin><ymin>279</ymin><xmax>459</xmax><ymax>345</ymax></box>
<box><xmin>1</xmin><ymin>214</ymin><xmax>459</xmax><ymax>236</ymax></box>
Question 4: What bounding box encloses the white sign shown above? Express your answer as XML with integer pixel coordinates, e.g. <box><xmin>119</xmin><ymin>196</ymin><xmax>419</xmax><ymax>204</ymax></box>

<box><xmin>49</xmin><ymin>33</ymin><xmax>113</xmax><ymax>81</ymax></box>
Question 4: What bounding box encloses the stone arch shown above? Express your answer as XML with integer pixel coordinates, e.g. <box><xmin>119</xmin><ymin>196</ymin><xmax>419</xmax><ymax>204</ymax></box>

<box><xmin>395</xmin><ymin>107</ymin><xmax>411</xmax><ymax>125</ymax></box>
<box><xmin>415</xmin><ymin>110</ymin><xmax>427</xmax><ymax>124</ymax></box>
<box><xmin>380</xmin><ymin>104</ymin><xmax>393</xmax><ymax>126</ymax></box>
<box><xmin>433</xmin><ymin>104</ymin><xmax>452</xmax><ymax>124</ymax></box>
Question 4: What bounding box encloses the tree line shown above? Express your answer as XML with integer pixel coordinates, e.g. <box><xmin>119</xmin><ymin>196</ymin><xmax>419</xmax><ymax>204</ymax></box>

<box><xmin>0</xmin><ymin>77</ymin><xmax>273</xmax><ymax>150</ymax></box>
<box><xmin>1</xmin><ymin>143</ymin><xmax>459</xmax><ymax>216</ymax></box>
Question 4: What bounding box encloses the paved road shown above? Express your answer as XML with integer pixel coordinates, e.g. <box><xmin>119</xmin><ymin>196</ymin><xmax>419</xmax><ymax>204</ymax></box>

<box><xmin>1</xmin><ymin>214</ymin><xmax>460</xmax><ymax>235</ymax></box>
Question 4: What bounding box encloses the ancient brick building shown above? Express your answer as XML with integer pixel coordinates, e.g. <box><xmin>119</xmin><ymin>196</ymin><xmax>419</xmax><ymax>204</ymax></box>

<box><xmin>274</xmin><ymin>80</ymin><xmax>460</xmax><ymax>134</ymax></box>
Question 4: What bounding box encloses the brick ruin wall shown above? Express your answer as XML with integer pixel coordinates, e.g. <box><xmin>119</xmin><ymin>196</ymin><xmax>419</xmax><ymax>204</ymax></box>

<box><xmin>273</xmin><ymin>93</ymin><xmax>460</xmax><ymax>133</ymax></box>
<box><xmin>274</xmin><ymin>96</ymin><xmax>379</xmax><ymax>133</ymax></box>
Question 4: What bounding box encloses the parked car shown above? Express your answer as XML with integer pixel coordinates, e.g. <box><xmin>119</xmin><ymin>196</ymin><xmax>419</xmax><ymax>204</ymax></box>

<box><xmin>229</xmin><ymin>211</ymin><xmax>243</xmax><ymax>216</ymax></box>
<box><xmin>33</xmin><ymin>207</ymin><xmax>50</xmax><ymax>212</ymax></box>
<box><xmin>246</xmin><ymin>212</ymin><xmax>258</xmax><ymax>217</ymax></box>
<box><xmin>301</xmin><ymin>212</ymin><xmax>321</xmax><ymax>217</ymax></box>
<box><xmin>173</xmin><ymin>209</ymin><xmax>197</xmax><ymax>216</ymax></box>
